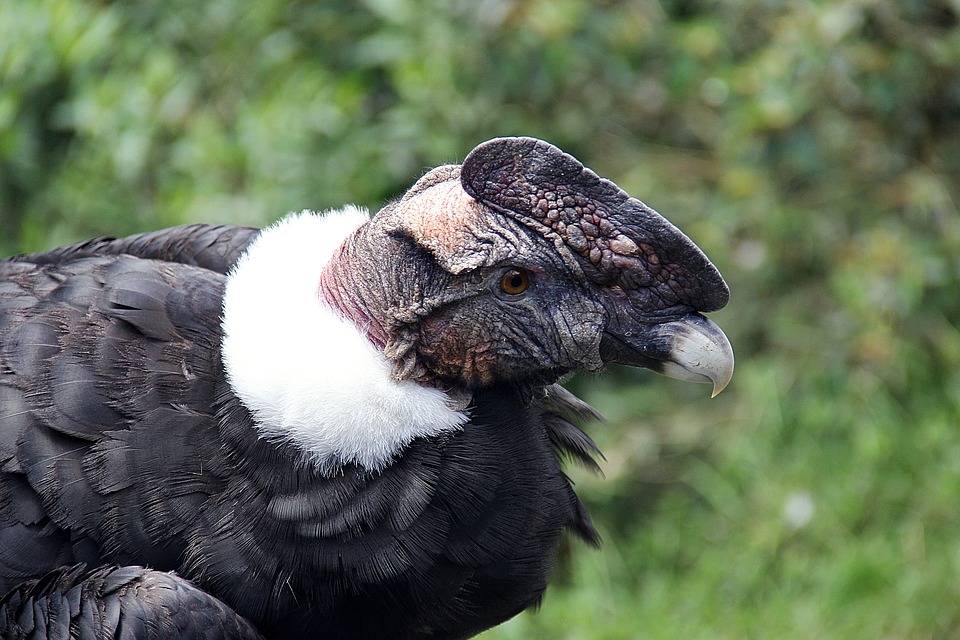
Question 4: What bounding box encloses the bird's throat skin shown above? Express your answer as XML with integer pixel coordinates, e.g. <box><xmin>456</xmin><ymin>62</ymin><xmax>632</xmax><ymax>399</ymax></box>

<box><xmin>318</xmin><ymin>222</ymin><xmax>392</xmax><ymax>352</ymax></box>
<box><xmin>318</xmin><ymin>216</ymin><xmax>444</xmax><ymax>384</ymax></box>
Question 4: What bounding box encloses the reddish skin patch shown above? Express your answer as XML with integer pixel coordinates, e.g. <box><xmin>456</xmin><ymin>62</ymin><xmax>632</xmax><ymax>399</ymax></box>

<box><xmin>318</xmin><ymin>242</ymin><xmax>389</xmax><ymax>350</ymax></box>
<box><xmin>417</xmin><ymin>313</ymin><xmax>498</xmax><ymax>387</ymax></box>
<box><xmin>396</xmin><ymin>181</ymin><xmax>492</xmax><ymax>275</ymax></box>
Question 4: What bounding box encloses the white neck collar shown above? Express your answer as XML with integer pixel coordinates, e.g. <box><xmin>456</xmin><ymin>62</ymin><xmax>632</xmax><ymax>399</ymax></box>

<box><xmin>220</xmin><ymin>207</ymin><xmax>468</xmax><ymax>473</ymax></box>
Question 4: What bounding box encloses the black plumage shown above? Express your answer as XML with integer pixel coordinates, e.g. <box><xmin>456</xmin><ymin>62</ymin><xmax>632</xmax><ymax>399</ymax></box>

<box><xmin>0</xmin><ymin>137</ymin><xmax>732</xmax><ymax>639</ymax></box>
<box><xmin>0</xmin><ymin>565</ymin><xmax>264</xmax><ymax>640</ymax></box>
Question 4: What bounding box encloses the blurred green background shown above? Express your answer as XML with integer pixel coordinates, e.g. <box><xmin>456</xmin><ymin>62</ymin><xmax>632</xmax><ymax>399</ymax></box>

<box><xmin>3</xmin><ymin>0</ymin><xmax>960</xmax><ymax>637</ymax></box>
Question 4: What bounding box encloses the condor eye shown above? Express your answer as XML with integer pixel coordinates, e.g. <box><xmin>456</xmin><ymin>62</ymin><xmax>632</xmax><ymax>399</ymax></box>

<box><xmin>499</xmin><ymin>268</ymin><xmax>531</xmax><ymax>296</ymax></box>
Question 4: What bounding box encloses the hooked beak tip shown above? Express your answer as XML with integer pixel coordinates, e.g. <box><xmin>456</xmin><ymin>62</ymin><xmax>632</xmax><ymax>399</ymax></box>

<box><xmin>711</xmin><ymin>369</ymin><xmax>732</xmax><ymax>398</ymax></box>
<box><xmin>671</xmin><ymin>314</ymin><xmax>734</xmax><ymax>397</ymax></box>
<box><xmin>606</xmin><ymin>313</ymin><xmax>734</xmax><ymax>397</ymax></box>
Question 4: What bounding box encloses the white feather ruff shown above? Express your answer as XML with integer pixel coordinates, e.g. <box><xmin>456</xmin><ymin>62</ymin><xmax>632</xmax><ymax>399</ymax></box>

<box><xmin>220</xmin><ymin>207</ymin><xmax>468</xmax><ymax>473</ymax></box>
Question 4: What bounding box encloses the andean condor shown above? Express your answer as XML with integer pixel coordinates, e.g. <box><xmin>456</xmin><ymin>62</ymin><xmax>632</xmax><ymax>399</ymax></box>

<box><xmin>0</xmin><ymin>137</ymin><xmax>733</xmax><ymax>639</ymax></box>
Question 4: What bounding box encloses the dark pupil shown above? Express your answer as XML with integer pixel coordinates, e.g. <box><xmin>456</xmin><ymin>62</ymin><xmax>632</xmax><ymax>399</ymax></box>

<box><xmin>508</xmin><ymin>274</ymin><xmax>524</xmax><ymax>289</ymax></box>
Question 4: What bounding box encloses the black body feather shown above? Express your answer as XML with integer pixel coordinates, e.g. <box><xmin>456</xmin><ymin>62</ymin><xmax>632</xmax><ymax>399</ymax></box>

<box><xmin>0</xmin><ymin>137</ymin><xmax>731</xmax><ymax>639</ymax></box>
<box><xmin>0</xmin><ymin>224</ymin><xmax>600</xmax><ymax>638</ymax></box>
<box><xmin>0</xmin><ymin>564</ymin><xmax>265</xmax><ymax>640</ymax></box>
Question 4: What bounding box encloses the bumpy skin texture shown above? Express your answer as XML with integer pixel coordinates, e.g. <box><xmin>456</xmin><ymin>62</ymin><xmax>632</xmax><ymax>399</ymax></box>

<box><xmin>0</xmin><ymin>137</ymin><xmax>729</xmax><ymax>639</ymax></box>
<box><xmin>459</xmin><ymin>137</ymin><xmax>728</xmax><ymax>314</ymax></box>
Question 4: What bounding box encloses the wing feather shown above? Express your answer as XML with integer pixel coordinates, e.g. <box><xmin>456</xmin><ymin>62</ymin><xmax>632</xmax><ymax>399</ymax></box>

<box><xmin>9</xmin><ymin>224</ymin><xmax>258</xmax><ymax>274</ymax></box>
<box><xmin>0</xmin><ymin>252</ymin><xmax>229</xmax><ymax>591</ymax></box>
<box><xmin>0</xmin><ymin>565</ymin><xmax>266</xmax><ymax>640</ymax></box>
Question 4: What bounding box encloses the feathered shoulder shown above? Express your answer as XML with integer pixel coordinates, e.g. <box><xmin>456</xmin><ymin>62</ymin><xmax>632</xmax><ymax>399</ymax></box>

<box><xmin>7</xmin><ymin>224</ymin><xmax>259</xmax><ymax>274</ymax></box>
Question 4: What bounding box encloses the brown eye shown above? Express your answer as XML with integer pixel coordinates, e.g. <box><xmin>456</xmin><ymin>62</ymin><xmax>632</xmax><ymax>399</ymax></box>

<box><xmin>499</xmin><ymin>268</ymin><xmax>530</xmax><ymax>296</ymax></box>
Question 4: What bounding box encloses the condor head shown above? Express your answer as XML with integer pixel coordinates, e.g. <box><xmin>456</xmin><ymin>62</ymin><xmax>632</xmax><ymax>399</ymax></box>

<box><xmin>340</xmin><ymin>137</ymin><xmax>733</xmax><ymax>395</ymax></box>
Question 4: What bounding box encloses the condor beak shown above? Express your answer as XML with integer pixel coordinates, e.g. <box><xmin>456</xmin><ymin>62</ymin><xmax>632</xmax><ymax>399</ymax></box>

<box><xmin>599</xmin><ymin>313</ymin><xmax>734</xmax><ymax>397</ymax></box>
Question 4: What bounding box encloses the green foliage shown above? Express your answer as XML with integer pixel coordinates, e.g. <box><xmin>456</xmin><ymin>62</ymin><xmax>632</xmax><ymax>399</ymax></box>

<box><xmin>3</xmin><ymin>0</ymin><xmax>960</xmax><ymax>637</ymax></box>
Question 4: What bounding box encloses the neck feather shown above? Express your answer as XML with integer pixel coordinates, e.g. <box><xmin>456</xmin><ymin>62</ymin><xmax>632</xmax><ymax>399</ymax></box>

<box><xmin>220</xmin><ymin>208</ymin><xmax>468</xmax><ymax>474</ymax></box>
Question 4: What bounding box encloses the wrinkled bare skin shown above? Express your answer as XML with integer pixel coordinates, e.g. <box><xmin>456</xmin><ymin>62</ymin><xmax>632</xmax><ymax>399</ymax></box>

<box><xmin>320</xmin><ymin>137</ymin><xmax>730</xmax><ymax>391</ymax></box>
